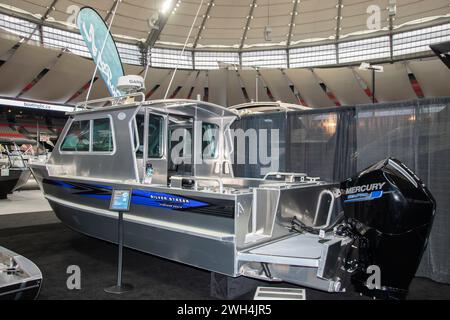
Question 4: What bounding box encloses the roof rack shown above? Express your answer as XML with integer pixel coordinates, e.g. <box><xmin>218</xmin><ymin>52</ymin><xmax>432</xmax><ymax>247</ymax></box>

<box><xmin>74</xmin><ymin>92</ymin><xmax>146</xmax><ymax>112</ymax></box>
<box><xmin>229</xmin><ymin>101</ymin><xmax>310</xmax><ymax>116</ymax></box>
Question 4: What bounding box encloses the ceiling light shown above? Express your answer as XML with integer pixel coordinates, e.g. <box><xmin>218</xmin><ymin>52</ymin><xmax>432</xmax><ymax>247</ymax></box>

<box><xmin>161</xmin><ymin>0</ymin><xmax>173</xmax><ymax>15</ymax></box>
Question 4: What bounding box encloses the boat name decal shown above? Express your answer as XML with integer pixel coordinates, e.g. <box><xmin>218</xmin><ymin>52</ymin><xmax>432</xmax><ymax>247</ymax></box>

<box><xmin>46</xmin><ymin>179</ymin><xmax>209</xmax><ymax>210</ymax></box>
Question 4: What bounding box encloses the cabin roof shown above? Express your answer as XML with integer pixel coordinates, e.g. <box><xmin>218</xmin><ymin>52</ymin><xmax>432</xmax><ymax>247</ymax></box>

<box><xmin>72</xmin><ymin>96</ymin><xmax>239</xmax><ymax>120</ymax></box>
<box><xmin>230</xmin><ymin>101</ymin><xmax>310</xmax><ymax>114</ymax></box>
<box><xmin>147</xmin><ymin>99</ymin><xmax>239</xmax><ymax>119</ymax></box>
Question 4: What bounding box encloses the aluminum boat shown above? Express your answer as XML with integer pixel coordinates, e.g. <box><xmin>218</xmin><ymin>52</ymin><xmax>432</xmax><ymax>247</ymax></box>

<box><xmin>0</xmin><ymin>246</ymin><xmax>42</xmax><ymax>300</ymax></box>
<box><xmin>0</xmin><ymin>138</ymin><xmax>33</xmax><ymax>199</ymax></box>
<box><xmin>29</xmin><ymin>92</ymin><xmax>436</xmax><ymax>299</ymax></box>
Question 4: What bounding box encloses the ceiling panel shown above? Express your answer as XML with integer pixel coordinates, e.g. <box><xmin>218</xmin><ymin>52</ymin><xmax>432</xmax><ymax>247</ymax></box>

<box><xmin>151</xmin><ymin>69</ymin><xmax>191</xmax><ymax>100</ymax></box>
<box><xmin>409</xmin><ymin>59</ymin><xmax>450</xmax><ymax>98</ymax></box>
<box><xmin>284</xmin><ymin>69</ymin><xmax>334</xmax><ymax>108</ymax></box>
<box><xmin>176</xmin><ymin>70</ymin><xmax>198</xmax><ymax>98</ymax></box>
<box><xmin>0</xmin><ymin>0</ymin><xmax>49</xmax><ymax>16</ymax></box>
<box><xmin>0</xmin><ymin>37</ymin><xmax>17</xmax><ymax>57</ymax></box>
<box><xmin>0</xmin><ymin>43</ymin><xmax>60</xmax><ymax>97</ymax></box>
<box><xmin>259</xmin><ymin>69</ymin><xmax>298</xmax><ymax>104</ymax></box>
<box><xmin>22</xmin><ymin>52</ymin><xmax>94</xmax><ymax>103</ymax></box>
<box><xmin>227</xmin><ymin>69</ymin><xmax>246</xmax><ymax>106</ymax></box>
<box><xmin>355</xmin><ymin>63</ymin><xmax>417</xmax><ymax>102</ymax></box>
<box><xmin>190</xmin><ymin>70</ymin><xmax>207</xmax><ymax>100</ymax></box>
<box><xmin>314</xmin><ymin>67</ymin><xmax>372</xmax><ymax>105</ymax></box>
<box><xmin>238</xmin><ymin>69</ymin><xmax>270</xmax><ymax>102</ymax></box>
<box><xmin>208</xmin><ymin>69</ymin><xmax>228</xmax><ymax>105</ymax></box>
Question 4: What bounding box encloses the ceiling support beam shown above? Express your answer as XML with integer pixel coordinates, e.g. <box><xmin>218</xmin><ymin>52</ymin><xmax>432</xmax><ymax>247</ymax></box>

<box><xmin>239</xmin><ymin>0</ymin><xmax>257</xmax><ymax>51</ymax></box>
<box><xmin>388</xmin><ymin>0</ymin><xmax>397</xmax><ymax>61</ymax></box>
<box><xmin>145</xmin><ymin>1</ymin><xmax>178</xmax><ymax>48</ymax></box>
<box><xmin>335</xmin><ymin>0</ymin><xmax>344</xmax><ymax>41</ymax></box>
<box><xmin>105</xmin><ymin>0</ymin><xmax>121</xmax><ymax>23</ymax></box>
<box><xmin>286</xmin><ymin>0</ymin><xmax>299</xmax><ymax>48</ymax></box>
<box><xmin>334</xmin><ymin>0</ymin><xmax>343</xmax><ymax>64</ymax></box>
<box><xmin>193</xmin><ymin>0</ymin><xmax>214</xmax><ymax>49</ymax></box>
<box><xmin>34</xmin><ymin>0</ymin><xmax>60</xmax><ymax>44</ymax></box>
<box><xmin>42</xmin><ymin>0</ymin><xmax>59</xmax><ymax>22</ymax></box>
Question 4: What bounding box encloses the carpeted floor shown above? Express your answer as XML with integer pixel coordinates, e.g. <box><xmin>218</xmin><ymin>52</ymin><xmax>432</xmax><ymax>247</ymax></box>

<box><xmin>0</xmin><ymin>212</ymin><xmax>449</xmax><ymax>300</ymax></box>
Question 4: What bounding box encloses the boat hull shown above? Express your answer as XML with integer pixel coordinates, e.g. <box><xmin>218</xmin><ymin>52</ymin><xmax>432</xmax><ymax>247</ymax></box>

<box><xmin>31</xmin><ymin>161</ymin><xmax>238</xmax><ymax>276</ymax></box>
<box><xmin>30</xmin><ymin>163</ymin><xmax>351</xmax><ymax>292</ymax></box>
<box><xmin>13</xmin><ymin>169</ymin><xmax>32</xmax><ymax>192</ymax></box>
<box><xmin>48</xmin><ymin>200</ymin><xmax>236</xmax><ymax>275</ymax></box>
<box><xmin>0</xmin><ymin>169</ymin><xmax>21</xmax><ymax>199</ymax></box>
<box><xmin>0</xmin><ymin>246</ymin><xmax>42</xmax><ymax>300</ymax></box>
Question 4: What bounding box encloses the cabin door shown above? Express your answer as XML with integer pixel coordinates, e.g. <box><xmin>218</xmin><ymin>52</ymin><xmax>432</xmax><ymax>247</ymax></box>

<box><xmin>138</xmin><ymin>110</ymin><xmax>168</xmax><ymax>185</ymax></box>
<box><xmin>168</xmin><ymin>116</ymin><xmax>194</xmax><ymax>179</ymax></box>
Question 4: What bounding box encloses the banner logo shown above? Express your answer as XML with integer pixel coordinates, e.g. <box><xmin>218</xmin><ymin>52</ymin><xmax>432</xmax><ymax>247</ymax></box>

<box><xmin>77</xmin><ymin>7</ymin><xmax>124</xmax><ymax>97</ymax></box>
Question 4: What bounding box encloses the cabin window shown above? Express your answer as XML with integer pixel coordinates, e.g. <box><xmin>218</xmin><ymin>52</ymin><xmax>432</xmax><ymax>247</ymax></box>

<box><xmin>60</xmin><ymin>120</ymin><xmax>90</xmax><ymax>152</ymax></box>
<box><xmin>135</xmin><ymin>114</ymin><xmax>164</xmax><ymax>159</ymax></box>
<box><xmin>135</xmin><ymin>114</ymin><xmax>145</xmax><ymax>159</ymax></box>
<box><xmin>202</xmin><ymin>123</ymin><xmax>219</xmax><ymax>159</ymax></box>
<box><xmin>92</xmin><ymin>118</ymin><xmax>114</xmax><ymax>152</ymax></box>
<box><xmin>148</xmin><ymin>115</ymin><xmax>164</xmax><ymax>158</ymax></box>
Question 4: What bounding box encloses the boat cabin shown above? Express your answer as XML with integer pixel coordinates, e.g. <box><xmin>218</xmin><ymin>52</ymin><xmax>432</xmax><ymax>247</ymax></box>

<box><xmin>49</xmin><ymin>94</ymin><xmax>239</xmax><ymax>189</ymax></box>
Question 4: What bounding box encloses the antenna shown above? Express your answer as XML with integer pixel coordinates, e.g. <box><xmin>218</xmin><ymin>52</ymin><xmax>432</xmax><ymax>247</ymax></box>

<box><xmin>164</xmin><ymin>0</ymin><xmax>205</xmax><ymax>99</ymax></box>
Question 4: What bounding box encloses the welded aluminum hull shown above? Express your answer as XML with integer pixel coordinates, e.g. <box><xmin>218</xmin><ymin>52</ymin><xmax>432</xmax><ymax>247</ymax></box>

<box><xmin>33</xmin><ymin>165</ymin><xmax>237</xmax><ymax>276</ymax></box>
<box><xmin>0</xmin><ymin>169</ymin><xmax>22</xmax><ymax>199</ymax></box>
<box><xmin>0</xmin><ymin>246</ymin><xmax>42</xmax><ymax>300</ymax></box>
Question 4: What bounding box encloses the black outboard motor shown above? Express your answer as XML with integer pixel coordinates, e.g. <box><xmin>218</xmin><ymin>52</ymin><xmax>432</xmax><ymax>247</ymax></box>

<box><xmin>340</xmin><ymin>158</ymin><xmax>436</xmax><ymax>299</ymax></box>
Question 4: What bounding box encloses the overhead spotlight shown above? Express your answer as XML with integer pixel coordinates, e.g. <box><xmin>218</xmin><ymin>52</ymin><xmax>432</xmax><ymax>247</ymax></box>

<box><xmin>148</xmin><ymin>12</ymin><xmax>160</xmax><ymax>30</ymax></box>
<box><xmin>264</xmin><ymin>26</ymin><xmax>272</xmax><ymax>41</ymax></box>
<box><xmin>160</xmin><ymin>0</ymin><xmax>173</xmax><ymax>15</ymax></box>
<box><xmin>388</xmin><ymin>0</ymin><xmax>397</xmax><ymax>17</ymax></box>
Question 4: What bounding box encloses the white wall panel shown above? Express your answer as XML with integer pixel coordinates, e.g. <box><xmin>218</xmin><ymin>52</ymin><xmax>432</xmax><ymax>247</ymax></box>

<box><xmin>409</xmin><ymin>59</ymin><xmax>450</xmax><ymax>98</ymax></box>
<box><xmin>314</xmin><ymin>67</ymin><xmax>371</xmax><ymax>105</ymax></box>
<box><xmin>151</xmin><ymin>69</ymin><xmax>191</xmax><ymax>100</ymax></box>
<box><xmin>144</xmin><ymin>67</ymin><xmax>172</xmax><ymax>98</ymax></box>
<box><xmin>208</xmin><ymin>70</ymin><xmax>227</xmax><ymax>106</ymax></box>
<box><xmin>22</xmin><ymin>53</ymin><xmax>94</xmax><ymax>103</ymax></box>
<box><xmin>177</xmin><ymin>71</ymin><xmax>199</xmax><ymax>99</ymax></box>
<box><xmin>284</xmin><ymin>69</ymin><xmax>334</xmax><ymax>108</ymax></box>
<box><xmin>227</xmin><ymin>70</ymin><xmax>246</xmax><ymax>106</ymax></box>
<box><xmin>191</xmin><ymin>71</ymin><xmax>207</xmax><ymax>101</ymax></box>
<box><xmin>0</xmin><ymin>44</ymin><xmax>60</xmax><ymax>97</ymax></box>
<box><xmin>259</xmin><ymin>69</ymin><xmax>298</xmax><ymax>104</ymax></box>
<box><xmin>355</xmin><ymin>63</ymin><xmax>417</xmax><ymax>102</ymax></box>
<box><xmin>0</xmin><ymin>37</ymin><xmax>16</xmax><ymax>57</ymax></box>
<box><xmin>238</xmin><ymin>70</ymin><xmax>270</xmax><ymax>102</ymax></box>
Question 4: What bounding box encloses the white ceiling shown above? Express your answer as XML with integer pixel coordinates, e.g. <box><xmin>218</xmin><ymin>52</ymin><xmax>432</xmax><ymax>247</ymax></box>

<box><xmin>0</xmin><ymin>0</ymin><xmax>449</xmax><ymax>49</ymax></box>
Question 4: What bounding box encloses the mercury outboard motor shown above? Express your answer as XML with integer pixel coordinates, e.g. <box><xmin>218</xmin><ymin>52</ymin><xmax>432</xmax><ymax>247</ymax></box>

<box><xmin>339</xmin><ymin>158</ymin><xmax>436</xmax><ymax>299</ymax></box>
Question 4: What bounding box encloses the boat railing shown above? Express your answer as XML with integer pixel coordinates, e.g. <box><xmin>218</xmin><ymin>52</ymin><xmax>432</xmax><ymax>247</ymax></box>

<box><xmin>170</xmin><ymin>176</ymin><xmax>224</xmax><ymax>193</ymax></box>
<box><xmin>74</xmin><ymin>92</ymin><xmax>146</xmax><ymax>112</ymax></box>
<box><xmin>262</xmin><ymin>172</ymin><xmax>320</xmax><ymax>183</ymax></box>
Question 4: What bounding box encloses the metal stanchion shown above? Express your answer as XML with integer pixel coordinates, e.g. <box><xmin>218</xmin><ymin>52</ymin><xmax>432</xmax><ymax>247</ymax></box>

<box><xmin>104</xmin><ymin>190</ymin><xmax>133</xmax><ymax>294</ymax></box>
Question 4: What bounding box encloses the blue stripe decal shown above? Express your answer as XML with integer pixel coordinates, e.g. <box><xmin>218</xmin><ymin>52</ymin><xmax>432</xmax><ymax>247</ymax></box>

<box><xmin>48</xmin><ymin>179</ymin><xmax>209</xmax><ymax>210</ymax></box>
<box><xmin>131</xmin><ymin>190</ymin><xmax>208</xmax><ymax>210</ymax></box>
<box><xmin>344</xmin><ymin>191</ymin><xmax>384</xmax><ymax>203</ymax></box>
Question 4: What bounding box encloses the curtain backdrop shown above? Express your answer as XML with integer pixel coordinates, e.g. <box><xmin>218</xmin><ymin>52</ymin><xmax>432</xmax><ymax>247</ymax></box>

<box><xmin>231</xmin><ymin>97</ymin><xmax>450</xmax><ymax>284</ymax></box>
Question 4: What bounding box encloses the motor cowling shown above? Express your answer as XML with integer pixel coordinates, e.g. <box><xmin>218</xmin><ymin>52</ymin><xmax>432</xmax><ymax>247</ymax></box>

<box><xmin>340</xmin><ymin>158</ymin><xmax>436</xmax><ymax>299</ymax></box>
